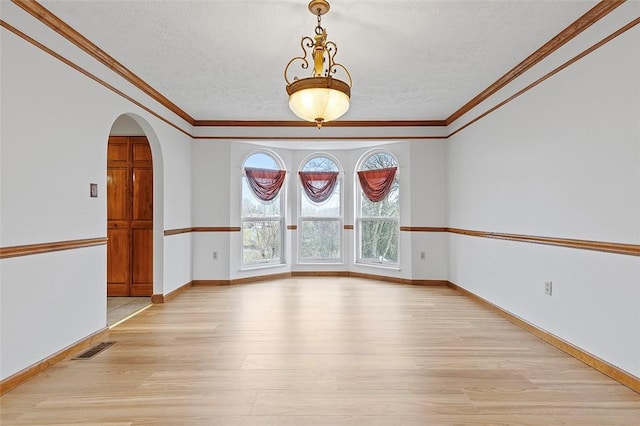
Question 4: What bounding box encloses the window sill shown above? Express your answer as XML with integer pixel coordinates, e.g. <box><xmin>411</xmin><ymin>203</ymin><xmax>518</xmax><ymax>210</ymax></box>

<box><xmin>296</xmin><ymin>260</ymin><xmax>344</xmax><ymax>266</ymax></box>
<box><xmin>239</xmin><ymin>262</ymin><xmax>287</xmax><ymax>272</ymax></box>
<box><xmin>354</xmin><ymin>261</ymin><xmax>401</xmax><ymax>272</ymax></box>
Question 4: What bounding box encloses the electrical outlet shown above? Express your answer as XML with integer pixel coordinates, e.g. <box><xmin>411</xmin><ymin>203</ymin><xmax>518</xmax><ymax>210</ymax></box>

<box><xmin>212</xmin><ymin>251</ymin><xmax>218</xmax><ymax>260</ymax></box>
<box><xmin>544</xmin><ymin>281</ymin><xmax>552</xmax><ymax>296</ymax></box>
<box><xmin>420</xmin><ymin>251</ymin><xmax>426</xmax><ymax>260</ymax></box>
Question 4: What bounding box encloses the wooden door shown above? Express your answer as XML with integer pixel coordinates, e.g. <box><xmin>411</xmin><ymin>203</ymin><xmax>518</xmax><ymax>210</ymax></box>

<box><xmin>107</xmin><ymin>136</ymin><xmax>153</xmax><ymax>296</ymax></box>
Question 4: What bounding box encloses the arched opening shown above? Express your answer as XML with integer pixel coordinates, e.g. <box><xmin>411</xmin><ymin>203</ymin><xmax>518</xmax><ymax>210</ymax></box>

<box><xmin>106</xmin><ymin>114</ymin><xmax>164</xmax><ymax>326</ymax></box>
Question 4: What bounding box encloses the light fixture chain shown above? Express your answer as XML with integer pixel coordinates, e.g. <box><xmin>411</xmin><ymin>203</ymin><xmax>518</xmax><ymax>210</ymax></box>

<box><xmin>315</xmin><ymin>10</ymin><xmax>323</xmax><ymax>35</ymax></box>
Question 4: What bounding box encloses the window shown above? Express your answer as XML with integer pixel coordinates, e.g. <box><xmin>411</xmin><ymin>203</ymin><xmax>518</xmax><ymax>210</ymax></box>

<box><xmin>298</xmin><ymin>156</ymin><xmax>342</xmax><ymax>262</ymax></box>
<box><xmin>356</xmin><ymin>151</ymin><xmax>399</xmax><ymax>265</ymax></box>
<box><xmin>241</xmin><ymin>152</ymin><xmax>285</xmax><ymax>266</ymax></box>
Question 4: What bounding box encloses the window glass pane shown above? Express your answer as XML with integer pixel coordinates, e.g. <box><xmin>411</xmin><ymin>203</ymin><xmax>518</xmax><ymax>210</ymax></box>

<box><xmin>244</xmin><ymin>152</ymin><xmax>279</xmax><ymax>169</ymax></box>
<box><xmin>242</xmin><ymin>152</ymin><xmax>284</xmax><ymax>266</ymax></box>
<box><xmin>357</xmin><ymin>152</ymin><xmax>399</xmax><ymax>265</ymax></box>
<box><xmin>360</xmin><ymin>219</ymin><xmax>398</xmax><ymax>263</ymax></box>
<box><xmin>301</xmin><ymin>182</ymin><xmax>340</xmax><ymax>217</ymax></box>
<box><xmin>360</xmin><ymin>183</ymin><xmax>399</xmax><ymax>218</ymax></box>
<box><xmin>301</xmin><ymin>156</ymin><xmax>339</xmax><ymax>172</ymax></box>
<box><xmin>242</xmin><ymin>178</ymin><xmax>281</xmax><ymax>217</ymax></box>
<box><xmin>359</xmin><ymin>152</ymin><xmax>399</xmax><ymax>218</ymax></box>
<box><xmin>300</xmin><ymin>220</ymin><xmax>341</xmax><ymax>259</ymax></box>
<box><xmin>362</xmin><ymin>152</ymin><xmax>397</xmax><ymax>170</ymax></box>
<box><xmin>298</xmin><ymin>155</ymin><xmax>342</xmax><ymax>263</ymax></box>
<box><xmin>242</xmin><ymin>220</ymin><xmax>281</xmax><ymax>263</ymax></box>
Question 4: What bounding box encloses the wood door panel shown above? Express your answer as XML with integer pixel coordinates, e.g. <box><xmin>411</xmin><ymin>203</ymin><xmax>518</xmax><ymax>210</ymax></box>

<box><xmin>130</xmin><ymin>283</ymin><xmax>153</xmax><ymax>297</ymax></box>
<box><xmin>107</xmin><ymin>168</ymin><xmax>128</xmax><ymax>221</ymax></box>
<box><xmin>132</xmin><ymin>141</ymin><xmax>152</xmax><ymax>162</ymax></box>
<box><xmin>107</xmin><ymin>283</ymin><xmax>130</xmax><ymax>297</ymax></box>
<box><xmin>132</xmin><ymin>228</ymin><xmax>153</xmax><ymax>284</ymax></box>
<box><xmin>107</xmin><ymin>138</ymin><xmax>129</xmax><ymax>163</ymax></box>
<box><xmin>107</xmin><ymin>135</ymin><xmax>153</xmax><ymax>297</ymax></box>
<box><xmin>132</xmin><ymin>168</ymin><xmax>153</xmax><ymax>221</ymax></box>
<box><xmin>107</xmin><ymin>228</ymin><xmax>130</xmax><ymax>288</ymax></box>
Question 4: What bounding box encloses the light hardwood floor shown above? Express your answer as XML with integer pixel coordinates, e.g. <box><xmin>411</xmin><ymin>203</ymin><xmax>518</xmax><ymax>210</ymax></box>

<box><xmin>2</xmin><ymin>277</ymin><xmax>639</xmax><ymax>425</ymax></box>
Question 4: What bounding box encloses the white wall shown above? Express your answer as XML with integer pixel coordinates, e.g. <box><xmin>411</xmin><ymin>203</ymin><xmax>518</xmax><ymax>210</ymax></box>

<box><xmin>409</xmin><ymin>140</ymin><xmax>449</xmax><ymax>280</ymax></box>
<box><xmin>191</xmin><ymin>140</ymin><xmax>232</xmax><ymax>280</ymax></box>
<box><xmin>0</xmin><ymin>248</ymin><xmax>106</xmax><ymax>380</ymax></box>
<box><xmin>447</xmin><ymin>21</ymin><xmax>640</xmax><ymax>377</ymax></box>
<box><xmin>163</xmin><ymin>233</ymin><xmax>192</xmax><ymax>294</ymax></box>
<box><xmin>0</xmin><ymin>3</ymin><xmax>192</xmax><ymax>379</ymax></box>
<box><xmin>110</xmin><ymin>115</ymin><xmax>146</xmax><ymax>136</ymax></box>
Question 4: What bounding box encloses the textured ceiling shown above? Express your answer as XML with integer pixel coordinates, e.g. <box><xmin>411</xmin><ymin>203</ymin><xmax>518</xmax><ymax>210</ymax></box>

<box><xmin>39</xmin><ymin>0</ymin><xmax>596</xmax><ymax>122</ymax></box>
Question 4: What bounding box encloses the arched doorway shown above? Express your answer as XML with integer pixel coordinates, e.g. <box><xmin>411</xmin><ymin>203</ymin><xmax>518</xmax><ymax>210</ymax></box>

<box><xmin>107</xmin><ymin>135</ymin><xmax>153</xmax><ymax>296</ymax></box>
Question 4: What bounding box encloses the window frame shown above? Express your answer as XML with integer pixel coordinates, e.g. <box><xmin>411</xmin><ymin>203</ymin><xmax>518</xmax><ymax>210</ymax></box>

<box><xmin>297</xmin><ymin>154</ymin><xmax>344</xmax><ymax>264</ymax></box>
<box><xmin>355</xmin><ymin>150</ymin><xmax>400</xmax><ymax>267</ymax></box>
<box><xmin>240</xmin><ymin>151</ymin><xmax>286</xmax><ymax>268</ymax></box>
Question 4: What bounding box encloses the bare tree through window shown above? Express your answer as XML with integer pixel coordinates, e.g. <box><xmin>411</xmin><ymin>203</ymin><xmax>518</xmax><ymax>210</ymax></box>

<box><xmin>241</xmin><ymin>153</ymin><xmax>285</xmax><ymax>265</ymax></box>
<box><xmin>299</xmin><ymin>156</ymin><xmax>342</xmax><ymax>262</ymax></box>
<box><xmin>358</xmin><ymin>152</ymin><xmax>399</xmax><ymax>264</ymax></box>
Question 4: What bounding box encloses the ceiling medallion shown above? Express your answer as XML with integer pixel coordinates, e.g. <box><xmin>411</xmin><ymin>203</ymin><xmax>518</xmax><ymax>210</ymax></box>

<box><xmin>284</xmin><ymin>0</ymin><xmax>352</xmax><ymax>129</ymax></box>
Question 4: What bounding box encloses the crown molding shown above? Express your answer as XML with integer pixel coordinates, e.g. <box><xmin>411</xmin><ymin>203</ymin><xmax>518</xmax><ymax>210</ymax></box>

<box><xmin>4</xmin><ymin>12</ymin><xmax>636</xmax><ymax>143</ymax></box>
<box><xmin>10</xmin><ymin>0</ymin><xmax>623</xmax><ymax>128</ymax></box>
<box><xmin>191</xmin><ymin>135</ymin><xmax>446</xmax><ymax>141</ymax></box>
<box><xmin>445</xmin><ymin>0</ymin><xmax>625</xmax><ymax>125</ymax></box>
<box><xmin>11</xmin><ymin>0</ymin><xmax>196</xmax><ymax>126</ymax></box>
<box><xmin>194</xmin><ymin>120</ymin><xmax>447</xmax><ymax>127</ymax></box>
<box><xmin>0</xmin><ymin>19</ymin><xmax>193</xmax><ymax>138</ymax></box>
<box><xmin>447</xmin><ymin>15</ymin><xmax>640</xmax><ymax>138</ymax></box>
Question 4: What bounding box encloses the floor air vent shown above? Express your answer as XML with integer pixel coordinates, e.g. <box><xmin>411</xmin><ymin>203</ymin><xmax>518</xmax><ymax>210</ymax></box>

<box><xmin>73</xmin><ymin>342</ymin><xmax>116</xmax><ymax>360</ymax></box>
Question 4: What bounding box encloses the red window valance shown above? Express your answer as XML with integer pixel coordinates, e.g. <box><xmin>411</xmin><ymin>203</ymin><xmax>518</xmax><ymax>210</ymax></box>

<box><xmin>245</xmin><ymin>167</ymin><xmax>286</xmax><ymax>202</ymax></box>
<box><xmin>357</xmin><ymin>167</ymin><xmax>397</xmax><ymax>202</ymax></box>
<box><xmin>299</xmin><ymin>171</ymin><xmax>339</xmax><ymax>203</ymax></box>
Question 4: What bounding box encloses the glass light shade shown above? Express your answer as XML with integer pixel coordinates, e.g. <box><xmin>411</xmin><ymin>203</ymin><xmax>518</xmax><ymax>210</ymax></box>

<box><xmin>287</xmin><ymin>77</ymin><xmax>350</xmax><ymax>126</ymax></box>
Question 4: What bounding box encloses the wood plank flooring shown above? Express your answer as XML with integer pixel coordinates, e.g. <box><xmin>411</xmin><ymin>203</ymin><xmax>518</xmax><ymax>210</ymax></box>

<box><xmin>2</xmin><ymin>277</ymin><xmax>639</xmax><ymax>425</ymax></box>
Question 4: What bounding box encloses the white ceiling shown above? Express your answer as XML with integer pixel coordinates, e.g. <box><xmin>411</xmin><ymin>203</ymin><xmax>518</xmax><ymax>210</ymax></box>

<box><xmin>40</xmin><ymin>0</ymin><xmax>596</xmax><ymax>122</ymax></box>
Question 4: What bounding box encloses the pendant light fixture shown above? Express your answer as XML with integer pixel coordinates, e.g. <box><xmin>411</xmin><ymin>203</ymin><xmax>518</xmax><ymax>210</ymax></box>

<box><xmin>284</xmin><ymin>0</ymin><xmax>352</xmax><ymax>129</ymax></box>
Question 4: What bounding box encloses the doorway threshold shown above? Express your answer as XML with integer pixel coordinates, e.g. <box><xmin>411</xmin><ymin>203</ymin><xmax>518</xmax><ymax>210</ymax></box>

<box><xmin>107</xmin><ymin>297</ymin><xmax>151</xmax><ymax>328</ymax></box>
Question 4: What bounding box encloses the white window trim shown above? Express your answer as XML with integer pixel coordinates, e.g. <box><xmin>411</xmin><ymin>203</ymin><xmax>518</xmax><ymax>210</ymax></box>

<box><xmin>239</xmin><ymin>259</ymin><xmax>287</xmax><ymax>272</ymax></box>
<box><xmin>355</xmin><ymin>217</ymin><xmax>400</xmax><ymax>266</ymax></box>
<box><xmin>297</xmin><ymin>217</ymin><xmax>344</xmax><ymax>264</ymax></box>
<box><xmin>355</xmin><ymin>150</ymin><xmax>400</xmax><ymax>268</ymax></box>
<box><xmin>240</xmin><ymin>152</ymin><xmax>287</xmax><ymax>269</ymax></box>
<box><xmin>240</xmin><ymin>216</ymin><xmax>285</xmax><ymax>267</ymax></box>
<box><xmin>297</xmin><ymin>157</ymin><xmax>344</xmax><ymax>265</ymax></box>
